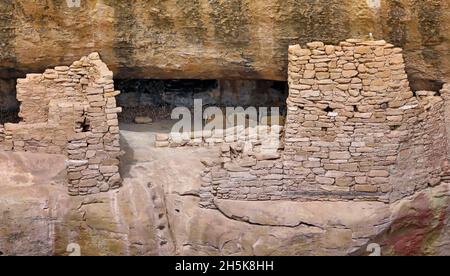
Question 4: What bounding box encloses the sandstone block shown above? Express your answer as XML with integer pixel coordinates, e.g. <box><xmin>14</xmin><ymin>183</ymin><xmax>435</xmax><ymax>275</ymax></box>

<box><xmin>155</xmin><ymin>141</ymin><xmax>169</xmax><ymax>148</ymax></box>
<box><xmin>335</xmin><ymin>177</ymin><xmax>353</xmax><ymax>187</ymax></box>
<box><xmin>108</xmin><ymin>173</ymin><xmax>122</xmax><ymax>188</ymax></box>
<box><xmin>343</xmin><ymin>63</ymin><xmax>356</xmax><ymax>70</ymax></box>
<box><xmin>239</xmin><ymin>157</ymin><xmax>257</xmax><ymax>167</ymax></box>
<box><xmin>340</xmin><ymin>163</ymin><xmax>358</xmax><ymax>172</ymax></box>
<box><xmin>355</xmin><ymin>46</ymin><xmax>370</xmax><ymax>54</ymax></box>
<box><xmin>307</xmin><ymin>41</ymin><xmax>325</xmax><ymax>49</ymax></box>
<box><xmin>300</xmin><ymin>90</ymin><xmax>320</xmax><ymax>97</ymax></box>
<box><xmin>100</xmin><ymin>165</ymin><xmax>119</xmax><ymax>174</ymax></box>
<box><xmin>79</xmin><ymin>179</ymin><xmax>97</xmax><ymax>188</ymax></box>
<box><xmin>316</xmin><ymin>176</ymin><xmax>335</xmax><ymax>185</ymax></box>
<box><xmin>329</xmin><ymin>151</ymin><xmax>351</xmax><ymax>160</ymax></box>
<box><xmin>305</xmin><ymin>115</ymin><xmax>319</xmax><ymax>121</ymax></box>
<box><xmin>316</xmin><ymin>72</ymin><xmax>330</xmax><ymax>80</ymax></box>
<box><xmin>88</xmin><ymin>52</ymin><xmax>100</xmax><ymax>60</ymax></box>
<box><xmin>303</xmin><ymin>70</ymin><xmax>316</xmax><ymax>79</ymax></box>
<box><xmin>324</xmin><ymin>45</ymin><xmax>335</xmax><ymax>55</ymax></box>
<box><xmin>201</xmin><ymin>158</ymin><xmax>221</xmax><ymax>167</ymax></box>
<box><xmin>355</xmin><ymin>184</ymin><xmax>378</xmax><ymax>193</ymax></box>
<box><xmin>134</xmin><ymin>116</ymin><xmax>153</xmax><ymax>124</ymax></box>
<box><xmin>304</xmin><ymin>161</ymin><xmax>321</xmax><ymax>168</ymax></box>
<box><xmin>221</xmin><ymin>144</ymin><xmax>231</xmax><ymax>153</ymax></box>
<box><xmin>156</xmin><ymin>134</ymin><xmax>170</xmax><ymax>141</ymax></box>
<box><xmin>255</xmin><ymin>153</ymin><xmax>281</xmax><ymax>161</ymax></box>
<box><xmin>368</xmin><ymin>170</ymin><xmax>389</xmax><ymax>177</ymax></box>
<box><xmin>342</xmin><ymin>70</ymin><xmax>358</xmax><ymax>78</ymax></box>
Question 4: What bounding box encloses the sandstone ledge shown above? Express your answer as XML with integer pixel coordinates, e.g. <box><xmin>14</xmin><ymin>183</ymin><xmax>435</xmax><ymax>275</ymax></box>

<box><xmin>213</xmin><ymin>198</ymin><xmax>389</xmax><ymax>229</ymax></box>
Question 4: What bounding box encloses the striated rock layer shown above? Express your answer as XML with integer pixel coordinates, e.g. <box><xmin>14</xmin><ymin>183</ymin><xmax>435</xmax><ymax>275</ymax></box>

<box><xmin>0</xmin><ymin>0</ymin><xmax>449</xmax><ymax>85</ymax></box>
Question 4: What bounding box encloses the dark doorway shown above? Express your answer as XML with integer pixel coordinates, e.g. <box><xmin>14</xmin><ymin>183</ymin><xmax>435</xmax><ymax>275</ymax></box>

<box><xmin>0</xmin><ymin>78</ymin><xmax>19</xmax><ymax>124</ymax></box>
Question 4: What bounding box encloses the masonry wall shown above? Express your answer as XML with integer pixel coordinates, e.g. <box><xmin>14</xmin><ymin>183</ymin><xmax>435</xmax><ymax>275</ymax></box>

<box><xmin>200</xmin><ymin>40</ymin><xmax>450</xmax><ymax>208</ymax></box>
<box><xmin>199</xmin><ymin>126</ymin><xmax>284</xmax><ymax>208</ymax></box>
<box><xmin>0</xmin><ymin>124</ymin><xmax>4</xmax><ymax>144</ymax></box>
<box><xmin>283</xmin><ymin>40</ymin><xmax>417</xmax><ymax>201</ymax></box>
<box><xmin>0</xmin><ymin>53</ymin><xmax>122</xmax><ymax>195</ymax></box>
<box><xmin>390</xmin><ymin>92</ymin><xmax>448</xmax><ymax>201</ymax></box>
<box><xmin>154</xmin><ymin>123</ymin><xmax>284</xmax><ymax>148</ymax></box>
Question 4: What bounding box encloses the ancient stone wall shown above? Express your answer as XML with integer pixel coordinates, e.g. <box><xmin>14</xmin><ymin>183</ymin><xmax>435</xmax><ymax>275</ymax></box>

<box><xmin>0</xmin><ymin>124</ymin><xmax>5</xmax><ymax>144</ymax></box>
<box><xmin>0</xmin><ymin>53</ymin><xmax>122</xmax><ymax>195</ymax></box>
<box><xmin>155</xmin><ymin>124</ymin><xmax>283</xmax><ymax>148</ymax></box>
<box><xmin>283</xmin><ymin>39</ymin><xmax>416</xmax><ymax>201</ymax></box>
<box><xmin>390</xmin><ymin>91</ymin><xmax>448</xmax><ymax>201</ymax></box>
<box><xmin>200</xmin><ymin>40</ymin><xmax>450</xmax><ymax>208</ymax></box>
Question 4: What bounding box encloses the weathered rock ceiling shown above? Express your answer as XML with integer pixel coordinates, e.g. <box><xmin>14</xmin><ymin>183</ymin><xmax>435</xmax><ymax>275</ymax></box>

<box><xmin>0</xmin><ymin>0</ymin><xmax>449</xmax><ymax>82</ymax></box>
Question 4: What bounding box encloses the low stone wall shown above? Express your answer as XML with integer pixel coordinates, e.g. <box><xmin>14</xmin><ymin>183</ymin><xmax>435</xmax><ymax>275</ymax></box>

<box><xmin>0</xmin><ymin>53</ymin><xmax>122</xmax><ymax>195</ymax></box>
<box><xmin>199</xmin><ymin>141</ymin><xmax>285</xmax><ymax>208</ymax></box>
<box><xmin>155</xmin><ymin>125</ymin><xmax>283</xmax><ymax>148</ymax></box>
<box><xmin>1</xmin><ymin>101</ymin><xmax>84</xmax><ymax>154</ymax></box>
<box><xmin>199</xmin><ymin>39</ymin><xmax>450</xmax><ymax>208</ymax></box>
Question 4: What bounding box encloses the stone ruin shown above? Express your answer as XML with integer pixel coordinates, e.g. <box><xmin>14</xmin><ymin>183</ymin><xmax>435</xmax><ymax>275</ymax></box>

<box><xmin>0</xmin><ymin>53</ymin><xmax>122</xmax><ymax>196</ymax></box>
<box><xmin>199</xmin><ymin>39</ymin><xmax>450</xmax><ymax>208</ymax></box>
<box><xmin>1</xmin><ymin>39</ymin><xmax>449</xmax><ymax>205</ymax></box>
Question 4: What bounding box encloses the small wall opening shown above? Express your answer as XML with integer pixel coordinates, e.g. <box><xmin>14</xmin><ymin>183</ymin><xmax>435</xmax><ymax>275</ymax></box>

<box><xmin>324</xmin><ymin>106</ymin><xmax>334</xmax><ymax>113</ymax></box>
<box><xmin>81</xmin><ymin>117</ymin><xmax>91</xmax><ymax>132</ymax></box>
<box><xmin>408</xmin><ymin>76</ymin><xmax>445</xmax><ymax>95</ymax></box>
<box><xmin>0</xmin><ymin>78</ymin><xmax>19</xmax><ymax>124</ymax></box>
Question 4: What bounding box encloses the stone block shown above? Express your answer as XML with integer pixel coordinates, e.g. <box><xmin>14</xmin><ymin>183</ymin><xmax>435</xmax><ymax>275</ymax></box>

<box><xmin>368</xmin><ymin>170</ymin><xmax>389</xmax><ymax>177</ymax></box>
<box><xmin>316</xmin><ymin>176</ymin><xmax>335</xmax><ymax>185</ymax></box>
<box><xmin>329</xmin><ymin>151</ymin><xmax>351</xmax><ymax>160</ymax></box>
<box><xmin>155</xmin><ymin>141</ymin><xmax>170</xmax><ymax>148</ymax></box>
<box><xmin>354</xmin><ymin>184</ymin><xmax>378</xmax><ymax>193</ymax></box>
<box><xmin>100</xmin><ymin>165</ymin><xmax>119</xmax><ymax>174</ymax></box>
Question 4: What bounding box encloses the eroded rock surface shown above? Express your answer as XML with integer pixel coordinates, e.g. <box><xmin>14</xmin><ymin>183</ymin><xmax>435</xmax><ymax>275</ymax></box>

<box><xmin>0</xmin><ymin>0</ymin><xmax>449</xmax><ymax>85</ymax></box>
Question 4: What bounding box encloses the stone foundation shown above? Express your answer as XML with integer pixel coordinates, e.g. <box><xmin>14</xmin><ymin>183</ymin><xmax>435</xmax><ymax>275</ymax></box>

<box><xmin>0</xmin><ymin>53</ymin><xmax>122</xmax><ymax>195</ymax></box>
<box><xmin>200</xmin><ymin>39</ymin><xmax>450</xmax><ymax>208</ymax></box>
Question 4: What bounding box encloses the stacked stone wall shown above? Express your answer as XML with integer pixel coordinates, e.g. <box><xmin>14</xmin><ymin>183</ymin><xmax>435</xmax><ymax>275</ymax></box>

<box><xmin>390</xmin><ymin>91</ymin><xmax>448</xmax><ymax>201</ymax></box>
<box><xmin>0</xmin><ymin>124</ymin><xmax>4</xmax><ymax>144</ymax></box>
<box><xmin>0</xmin><ymin>53</ymin><xmax>122</xmax><ymax>195</ymax></box>
<box><xmin>155</xmin><ymin>125</ymin><xmax>283</xmax><ymax>148</ymax></box>
<box><xmin>199</xmin><ymin>39</ymin><xmax>450</xmax><ymax>208</ymax></box>
<box><xmin>283</xmin><ymin>39</ymin><xmax>415</xmax><ymax>201</ymax></box>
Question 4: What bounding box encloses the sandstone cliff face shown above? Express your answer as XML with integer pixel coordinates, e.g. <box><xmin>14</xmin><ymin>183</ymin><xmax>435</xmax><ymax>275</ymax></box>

<box><xmin>0</xmin><ymin>0</ymin><xmax>449</xmax><ymax>84</ymax></box>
